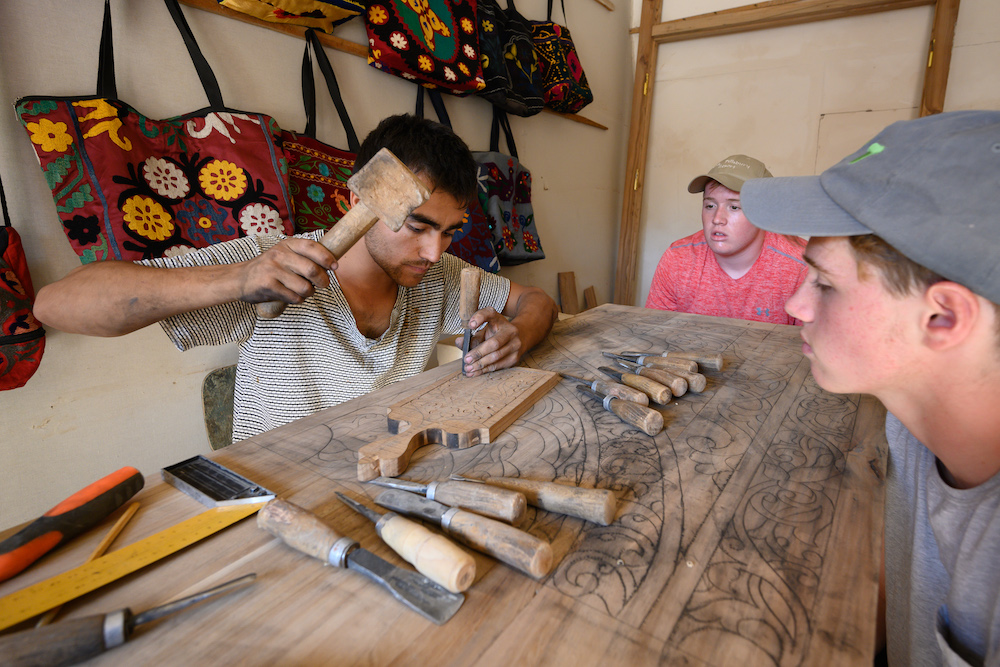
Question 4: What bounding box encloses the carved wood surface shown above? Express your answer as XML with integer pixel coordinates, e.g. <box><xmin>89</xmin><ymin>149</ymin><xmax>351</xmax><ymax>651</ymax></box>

<box><xmin>0</xmin><ymin>306</ymin><xmax>886</xmax><ymax>666</ymax></box>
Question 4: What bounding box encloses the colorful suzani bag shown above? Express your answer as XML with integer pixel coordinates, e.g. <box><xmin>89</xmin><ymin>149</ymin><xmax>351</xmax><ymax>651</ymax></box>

<box><xmin>530</xmin><ymin>0</ymin><xmax>593</xmax><ymax>114</ymax></box>
<box><xmin>15</xmin><ymin>0</ymin><xmax>294</xmax><ymax>264</ymax></box>
<box><xmin>365</xmin><ymin>0</ymin><xmax>486</xmax><ymax>95</ymax></box>
<box><xmin>283</xmin><ymin>29</ymin><xmax>360</xmax><ymax>234</ymax></box>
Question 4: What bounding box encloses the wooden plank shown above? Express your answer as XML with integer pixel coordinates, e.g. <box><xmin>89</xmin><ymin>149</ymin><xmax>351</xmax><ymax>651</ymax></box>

<box><xmin>177</xmin><ymin>0</ymin><xmax>606</xmax><ymax>130</ymax></box>
<box><xmin>649</xmin><ymin>0</ymin><xmax>934</xmax><ymax>44</ymax></box>
<box><xmin>583</xmin><ymin>286</ymin><xmax>599</xmax><ymax>310</ymax></box>
<box><xmin>919</xmin><ymin>0</ymin><xmax>961</xmax><ymax>116</ymax></box>
<box><xmin>558</xmin><ymin>272</ymin><xmax>581</xmax><ymax>315</ymax></box>
<box><xmin>613</xmin><ymin>0</ymin><xmax>662</xmax><ymax>305</ymax></box>
<box><xmin>592</xmin><ymin>0</ymin><xmax>616</xmax><ymax>11</ymax></box>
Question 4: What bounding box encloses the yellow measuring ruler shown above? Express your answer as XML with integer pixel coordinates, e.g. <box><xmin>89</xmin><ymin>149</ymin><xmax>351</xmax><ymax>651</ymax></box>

<box><xmin>0</xmin><ymin>502</ymin><xmax>265</xmax><ymax>631</ymax></box>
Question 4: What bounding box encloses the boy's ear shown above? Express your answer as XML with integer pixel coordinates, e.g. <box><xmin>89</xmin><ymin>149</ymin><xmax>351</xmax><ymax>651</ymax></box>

<box><xmin>922</xmin><ymin>282</ymin><xmax>981</xmax><ymax>350</ymax></box>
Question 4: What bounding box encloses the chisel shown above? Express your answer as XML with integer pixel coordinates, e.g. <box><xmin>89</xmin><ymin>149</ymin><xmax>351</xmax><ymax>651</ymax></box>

<box><xmin>603</xmin><ymin>351</ymin><xmax>698</xmax><ymax>373</ymax></box>
<box><xmin>258</xmin><ymin>499</ymin><xmax>463</xmax><ymax>625</ymax></box>
<box><xmin>334</xmin><ymin>492</ymin><xmax>475</xmax><ymax>593</ymax></box>
<box><xmin>576</xmin><ymin>385</ymin><xmax>664</xmax><ymax>436</ymax></box>
<box><xmin>460</xmin><ymin>267</ymin><xmax>480</xmax><ymax>376</ymax></box>
<box><xmin>0</xmin><ymin>573</ymin><xmax>256</xmax><ymax>667</ymax></box>
<box><xmin>605</xmin><ymin>352</ymin><xmax>708</xmax><ymax>393</ymax></box>
<box><xmin>598</xmin><ymin>366</ymin><xmax>672</xmax><ymax>405</ymax></box>
<box><xmin>368</xmin><ymin>477</ymin><xmax>526</xmax><ymax>526</ymax></box>
<box><xmin>450</xmin><ymin>475</ymin><xmax>617</xmax><ymax>526</ymax></box>
<box><xmin>614</xmin><ymin>358</ymin><xmax>687</xmax><ymax>397</ymax></box>
<box><xmin>620</xmin><ymin>349</ymin><xmax>724</xmax><ymax>371</ymax></box>
<box><xmin>0</xmin><ymin>466</ymin><xmax>144</xmax><ymax>583</ymax></box>
<box><xmin>375</xmin><ymin>489</ymin><xmax>553</xmax><ymax>579</ymax></box>
<box><xmin>559</xmin><ymin>371</ymin><xmax>649</xmax><ymax>405</ymax></box>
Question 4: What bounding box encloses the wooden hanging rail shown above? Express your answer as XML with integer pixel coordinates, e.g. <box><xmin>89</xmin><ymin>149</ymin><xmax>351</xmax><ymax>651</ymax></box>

<box><xmin>177</xmin><ymin>0</ymin><xmax>607</xmax><ymax>130</ymax></box>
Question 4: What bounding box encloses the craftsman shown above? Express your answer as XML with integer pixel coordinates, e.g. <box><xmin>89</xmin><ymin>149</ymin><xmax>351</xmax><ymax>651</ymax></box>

<box><xmin>740</xmin><ymin>111</ymin><xmax>1000</xmax><ymax>667</ymax></box>
<box><xmin>33</xmin><ymin>114</ymin><xmax>558</xmax><ymax>443</ymax></box>
<box><xmin>645</xmin><ymin>154</ymin><xmax>807</xmax><ymax>325</ymax></box>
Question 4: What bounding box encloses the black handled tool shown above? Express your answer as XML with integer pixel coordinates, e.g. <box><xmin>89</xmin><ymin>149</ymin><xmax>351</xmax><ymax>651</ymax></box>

<box><xmin>576</xmin><ymin>384</ymin><xmax>664</xmax><ymax>436</ymax></box>
<box><xmin>0</xmin><ymin>573</ymin><xmax>256</xmax><ymax>667</ymax></box>
<box><xmin>258</xmin><ymin>498</ymin><xmax>464</xmax><ymax>624</ymax></box>
<box><xmin>375</xmin><ymin>489</ymin><xmax>553</xmax><ymax>579</ymax></box>
<box><xmin>334</xmin><ymin>492</ymin><xmax>475</xmax><ymax>593</ymax></box>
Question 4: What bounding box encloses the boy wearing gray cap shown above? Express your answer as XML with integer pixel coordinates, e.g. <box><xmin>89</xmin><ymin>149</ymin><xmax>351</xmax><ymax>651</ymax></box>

<box><xmin>741</xmin><ymin>111</ymin><xmax>1000</xmax><ymax>667</ymax></box>
<box><xmin>646</xmin><ymin>154</ymin><xmax>807</xmax><ymax>324</ymax></box>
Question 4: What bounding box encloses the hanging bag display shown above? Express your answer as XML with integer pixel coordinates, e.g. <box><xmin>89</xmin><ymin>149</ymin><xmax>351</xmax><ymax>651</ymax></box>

<box><xmin>530</xmin><ymin>0</ymin><xmax>593</xmax><ymax>114</ymax></box>
<box><xmin>0</xmin><ymin>172</ymin><xmax>45</xmax><ymax>391</ymax></box>
<box><xmin>15</xmin><ymin>0</ymin><xmax>295</xmax><ymax>264</ymax></box>
<box><xmin>283</xmin><ymin>29</ymin><xmax>360</xmax><ymax>234</ymax></box>
<box><xmin>414</xmin><ymin>88</ymin><xmax>499</xmax><ymax>273</ymax></box>
<box><xmin>364</xmin><ymin>0</ymin><xmax>485</xmax><ymax>95</ymax></box>
<box><xmin>475</xmin><ymin>0</ymin><xmax>543</xmax><ymax>117</ymax></box>
<box><xmin>472</xmin><ymin>107</ymin><xmax>544</xmax><ymax>265</ymax></box>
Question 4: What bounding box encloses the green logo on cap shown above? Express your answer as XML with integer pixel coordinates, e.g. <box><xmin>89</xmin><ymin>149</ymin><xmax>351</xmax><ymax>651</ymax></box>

<box><xmin>850</xmin><ymin>142</ymin><xmax>885</xmax><ymax>164</ymax></box>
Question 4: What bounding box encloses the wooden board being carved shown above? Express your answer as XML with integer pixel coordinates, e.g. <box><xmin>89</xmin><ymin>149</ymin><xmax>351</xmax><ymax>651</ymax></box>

<box><xmin>357</xmin><ymin>367</ymin><xmax>561</xmax><ymax>481</ymax></box>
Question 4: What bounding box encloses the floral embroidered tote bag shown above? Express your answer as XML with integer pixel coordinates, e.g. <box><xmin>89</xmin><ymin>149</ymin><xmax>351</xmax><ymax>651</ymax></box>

<box><xmin>15</xmin><ymin>0</ymin><xmax>294</xmax><ymax>263</ymax></box>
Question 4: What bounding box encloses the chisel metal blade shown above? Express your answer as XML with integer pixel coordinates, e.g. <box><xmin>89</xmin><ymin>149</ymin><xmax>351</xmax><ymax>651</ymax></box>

<box><xmin>345</xmin><ymin>548</ymin><xmax>464</xmax><ymax>625</ymax></box>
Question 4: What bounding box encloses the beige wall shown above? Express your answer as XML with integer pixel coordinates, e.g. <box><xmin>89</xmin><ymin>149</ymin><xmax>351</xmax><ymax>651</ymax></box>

<box><xmin>633</xmin><ymin>0</ymin><xmax>1000</xmax><ymax>307</ymax></box>
<box><xmin>0</xmin><ymin>0</ymin><xmax>633</xmax><ymax>527</ymax></box>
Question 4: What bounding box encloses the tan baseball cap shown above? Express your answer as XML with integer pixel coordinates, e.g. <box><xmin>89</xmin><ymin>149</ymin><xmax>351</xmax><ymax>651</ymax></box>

<box><xmin>688</xmin><ymin>154</ymin><xmax>772</xmax><ymax>193</ymax></box>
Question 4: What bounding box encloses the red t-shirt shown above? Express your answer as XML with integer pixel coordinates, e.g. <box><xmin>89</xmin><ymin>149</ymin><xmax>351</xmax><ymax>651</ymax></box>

<box><xmin>645</xmin><ymin>230</ymin><xmax>807</xmax><ymax>325</ymax></box>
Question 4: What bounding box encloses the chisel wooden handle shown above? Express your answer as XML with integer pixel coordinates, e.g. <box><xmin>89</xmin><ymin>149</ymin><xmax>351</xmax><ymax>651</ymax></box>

<box><xmin>635</xmin><ymin>366</ymin><xmax>687</xmax><ymax>397</ymax></box>
<box><xmin>257</xmin><ymin>203</ymin><xmax>379</xmax><ymax>319</ymax></box>
<box><xmin>476</xmin><ymin>477</ymin><xmax>618</xmax><ymax>526</ymax></box>
<box><xmin>442</xmin><ymin>509</ymin><xmax>552</xmax><ymax>579</ymax></box>
<box><xmin>258</xmin><ymin>499</ymin><xmax>350</xmax><ymax>564</ymax></box>
<box><xmin>460</xmin><ymin>268</ymin><xmax>480</xmax><ymax>329</ymax></box>
<box><xmin>664</xmin><ymin>351</ymin><xmax>723</xmax><ymax>371</ymax></box>
<box><xmin>598</xmin><ymin>367</ymin><xmax>671</xmax><ymax>404</ymax></box>
<box><xmin>429</xmin><ymin>481</ymin><xmax>526</xmax><ymax>526</ymax></box>
<box><xmin>640</xmin><ymin>357</ymin><xmax>698</xmax><ymax>373</ymax></box>
<box><xmin>377</xmin><ymin>514</ymin><xmax>476</xmax><ymax>593</ymax></box>
<box><xmin>605</xmin><ymin>395</ymin><xmax>664</xmax><ymax>436</ymax></box>
<box><xmin>658</xmin><ymin>368</ymin><xmax>707</xmax><ymax>393</ymax></box>
<box><xmin>590</xmin><ymin>380</ymin><xmax>648</xmax><ymax>405</ymax></box>
<box><xmin>0</xmin><ymin>613</ymin><xmax>116</xmax><ymax>667</ymax></box>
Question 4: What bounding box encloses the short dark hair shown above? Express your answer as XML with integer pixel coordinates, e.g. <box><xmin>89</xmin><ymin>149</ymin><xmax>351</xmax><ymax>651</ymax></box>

<box><xmin>353</xmin><ymin>114</ymin><xmax>478</xmax><ymax>208</ymax></box>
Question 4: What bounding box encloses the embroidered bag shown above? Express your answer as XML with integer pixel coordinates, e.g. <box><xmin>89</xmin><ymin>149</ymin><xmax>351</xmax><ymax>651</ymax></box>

<box><xmin>15</xmin><ymin>0</ymin><xmax>294</xmax><ymax>264</ymax></box>
<box><xmin>283</xmin><ymin>29</ymin><xmax>360</xmax><ymax>234</ymax></box>
<box><xmin>364</xmin><ymin>0</ymin><xmax>486</xmax><ymax>95</ymax></box>
<box><xmin>216</xmin><ymin>0</ymin><xmax>363</xmax><ymax>33</ymax></box>
<box><xmin>475</xmin><ymin>0</ymin><xmax>543</xmax><ymax>116</ymax></box>
<box><xmin>530</xmin><ymin>0</ymin><xmax>593</xmax><ymax>113</ymax></box>
<box><xmin>472</xmin><ymin>107</ymin><xmax>544</xmax><ymax>265</ymax></box>
<box><xmin>0</xmin><ymin>172</ymin><xmax>45</xmax><ymax>391</ymax></box>
<box><xmin>414</xmin><ymin>88</ymin><xmax>499</xmax><ymax>272</ymax></box>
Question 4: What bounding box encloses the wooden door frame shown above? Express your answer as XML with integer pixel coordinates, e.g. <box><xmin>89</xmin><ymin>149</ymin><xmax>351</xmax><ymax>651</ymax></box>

<box><xmin>613</xmin><ymin>0</ymin><xmax>961</xmax><ymax>305</ymax></box>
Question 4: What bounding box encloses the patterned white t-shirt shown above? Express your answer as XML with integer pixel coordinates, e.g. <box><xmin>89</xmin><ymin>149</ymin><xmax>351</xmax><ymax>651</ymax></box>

<box><xmin>142</xmin><ymin>232</ymin><xmax>510</xmax><ymax>442</ymax></box>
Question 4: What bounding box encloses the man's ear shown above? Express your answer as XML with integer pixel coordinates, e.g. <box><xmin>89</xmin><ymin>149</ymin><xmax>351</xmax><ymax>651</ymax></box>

<box><xmin>922</xmin><ymin>282</ymin><xmax>981</xmax><ymax>350</ymax></box>
<box><xmin>349</xmin><ymin>192</ymin><xmax>359</xmax><ymax>208</ymax></box>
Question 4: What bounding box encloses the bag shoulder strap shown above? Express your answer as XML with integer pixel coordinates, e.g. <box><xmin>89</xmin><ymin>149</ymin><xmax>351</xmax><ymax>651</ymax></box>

<box><xmin>303</xmin><ymin>29</ymin><xmax>360</xmax><ymax>152</ymax></box>
<box><xmin>415</xmin><ymin>87</ymin><xmax>453</xmax><ymax>129</ymax></box>
<box><xmin>490</xmin><ymin>106</ymin><xmax>518</xmax><ymax>158</ymax></box>
<box><xmin>98</xmin><ymin>0</ymin><xmax>224</xmax><ymax>109</ymax></box>
<box><xmin>0</xmin><ymin>169</ymin><xmax>9</xmax><ymax>230</ymax></box>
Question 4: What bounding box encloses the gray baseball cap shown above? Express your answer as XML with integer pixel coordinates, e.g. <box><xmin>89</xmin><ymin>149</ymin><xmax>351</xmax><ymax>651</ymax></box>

<box><xmin>688</xmin><ymin>154</ymin><xmax>772</xmax><ymax>193</ymax></box>
<box><xmin>741</xmin><ymin>110</ymin><xmax>1000</xmax><ymax>304</ymax></box>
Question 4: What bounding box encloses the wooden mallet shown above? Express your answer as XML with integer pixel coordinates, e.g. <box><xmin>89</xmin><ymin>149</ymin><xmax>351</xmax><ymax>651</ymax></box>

<box><xmin>257</xmin><ymin>147</ymin><xmax>431</xmax><ymax>319</ymax></box>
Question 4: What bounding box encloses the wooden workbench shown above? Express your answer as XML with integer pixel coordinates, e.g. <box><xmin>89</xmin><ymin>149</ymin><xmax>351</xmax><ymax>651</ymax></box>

<box><xmin>0</xmin><ymin>305</ymin><xmax>887</xmax><ymax>665</ymax></box>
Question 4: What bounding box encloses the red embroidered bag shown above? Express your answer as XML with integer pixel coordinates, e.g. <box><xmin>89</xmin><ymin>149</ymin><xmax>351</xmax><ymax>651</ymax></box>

<box><xmin>15</xmin><ymin>0</ymin><xmax>294</xmax><ymax>263</ymax></box>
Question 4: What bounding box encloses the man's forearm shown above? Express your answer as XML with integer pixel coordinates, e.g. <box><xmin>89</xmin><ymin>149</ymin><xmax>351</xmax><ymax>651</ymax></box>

<box><xmin>507</xmin><ymin>287</ymin><xmax>558</xmax><ymax>355</ymax></box>
<box><xmin>34</xmin><ymin>261</ymin><xmax>245</xmax><ymax>337</ymax></box>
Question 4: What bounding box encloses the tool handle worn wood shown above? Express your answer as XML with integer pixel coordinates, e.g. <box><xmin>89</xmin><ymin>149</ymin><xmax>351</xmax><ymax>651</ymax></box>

<box><xmin>664</xmin><ymin>351</ymin><xmax>723</xmax><ymax>371</ymax></box>
<box><xmin>606</xmin><ymin>395</ymin><xmax>664</xmax><ymax>436</ymax></box>
<box><xmin>592</xmin><ymin>380</ymin><xmax>649</xmax><ymax>405</ymax></box>
<box><xmin>443</xmin><ymin>510</ymin><xmax>553</xmax><ymax>579</ymax></box>
<box><xmin>256</xmin><ymin>202</ymin><xmax>378</xmax><ymax>319</ymax></box>
<box><xmin>433</xmin><ymin>481</ymin><xmax>526</xmax><ymax>526</ymax></box>
<box><xmin>378</xmin><ymin>515</ymin><xmax>476</xmax><ymax>593</ymax></box>
<box><xmin>459</xmin><ymin>268</ymin><xmax>481</xmax><ymax>328</ymax></box>
<box><xmin>477</xmin><ymin>477</ymin><xmax>618</xmax><ymax>526</ymax></box>
<box><xmin>659</xmin><ymin>368</ymin><xmax>707</xmax><ymax>393</ymax></box>
<box><xmin>257</xmin><ymin>499</ymin><xmax>347</xmax><ymax>564</ymax></box>
<box><xmin>599</xmin><ymin>366</ymin><xmax>671</xmax><ymax>404</ymax></box>
<box><xmin>636</xmin><ymin>366</ymin><xmax>687</xmax><ymax>397</ymax></box>
<box><xmin>641</xmin><ymin>356</ymin><xmax>698</xmax><ymax>373</ymax></box>
<box><xmin>0</xmin><ymin>614</ymin><xmax>111</xmax><ymax>667</ymax></box>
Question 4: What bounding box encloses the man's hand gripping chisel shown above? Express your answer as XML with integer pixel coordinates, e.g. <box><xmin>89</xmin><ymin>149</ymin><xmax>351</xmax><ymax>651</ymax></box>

<box><xmin>256</xmin><ymin>148</ymin><xmax>431</xmax><ymax>319</ymax></box>
<box><xmin>460</xmin><ymin>267</ymin><xmax>480</xmax><ymax>376</ymax></box>
<box><xmin>335</xmin><ymin>492</ymin><xmax>475</xmax><ymax>593</ymax></box>
<box><xmin>0</xmin><ymin>573</ymin><xmax>255</xmax><ymax>667</ymax></box>
<box><xmin>257</xmin><ymin>498</ymin><xmax>463</xmax><ymax>624</ymax></box>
